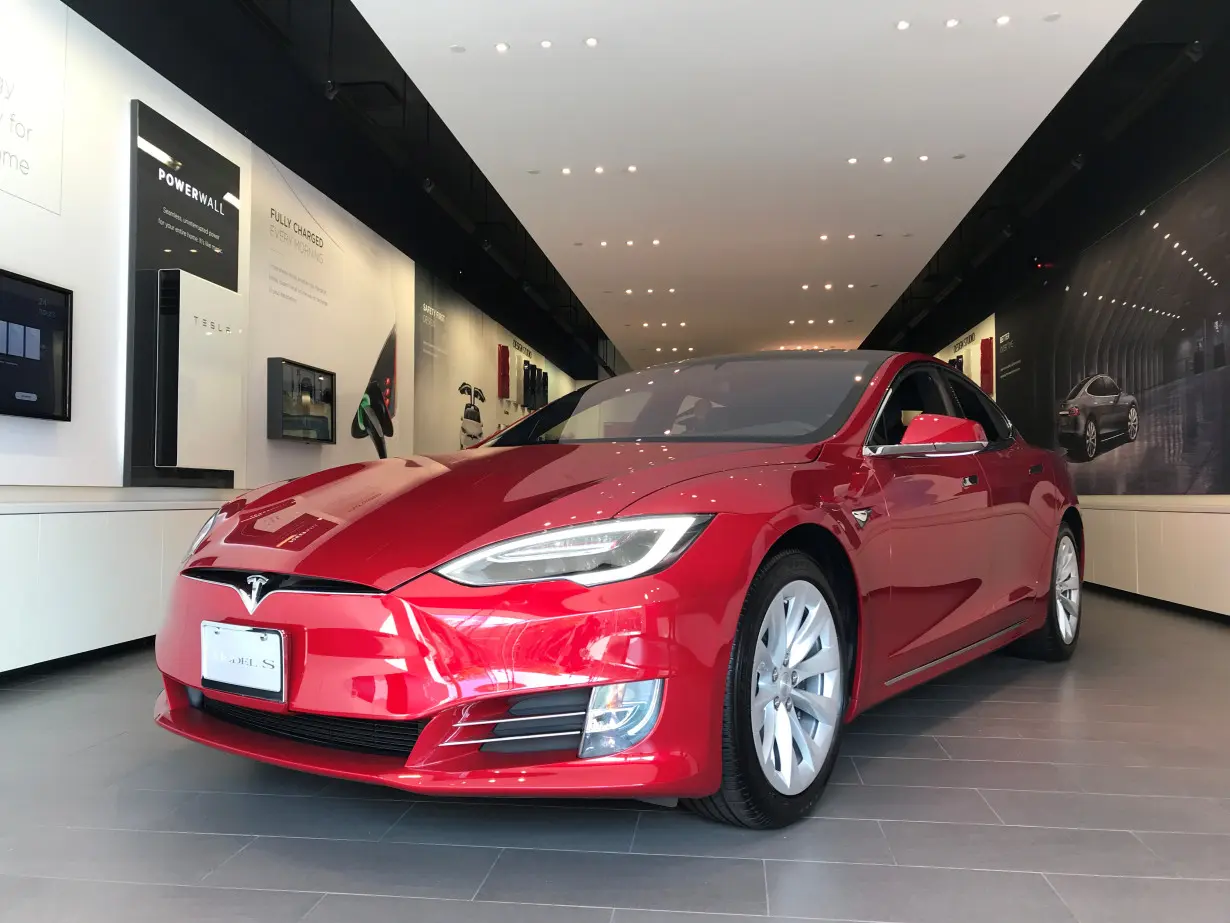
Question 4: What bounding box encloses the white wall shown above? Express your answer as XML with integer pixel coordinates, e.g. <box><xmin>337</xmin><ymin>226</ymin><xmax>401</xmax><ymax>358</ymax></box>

<box><xmin>936</xmin><ymin>314</ymin><xmax>997</xmax><ymax>398</ymax></box>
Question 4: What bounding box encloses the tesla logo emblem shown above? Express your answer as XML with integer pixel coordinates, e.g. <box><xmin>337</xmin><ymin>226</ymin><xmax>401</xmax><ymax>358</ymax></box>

<box><xmin>852</xmin><ymin>509</ymin><xmax>873</xmax><ymax>529</ymax></box>
<box><xmin>241</xmin><ymin>575</ymin><xmax>270</xmax><ymax>613</ymax></box>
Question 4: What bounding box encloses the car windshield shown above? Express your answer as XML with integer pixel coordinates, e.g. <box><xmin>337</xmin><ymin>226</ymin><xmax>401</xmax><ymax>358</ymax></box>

<box><xmin>492</xmin><ymin>354</ymin><xmax>884</xmax><ymax>446</ymax></box>
<box><xmin>1065</xmin><ymin>378</ymin><xmax>1092</xmax><ymax>400</ymax></box>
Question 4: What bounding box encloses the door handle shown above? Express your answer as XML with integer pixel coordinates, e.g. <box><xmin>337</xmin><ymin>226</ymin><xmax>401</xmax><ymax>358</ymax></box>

<box><xmin>962</xmin><ymin>474</ymin><xmax>979</xmax><ymax>488</ymax></box>
<box><xmin>1028</xmin><ymin>464</ymin><xmax>1044</xmax><ymax>475</ymax></box>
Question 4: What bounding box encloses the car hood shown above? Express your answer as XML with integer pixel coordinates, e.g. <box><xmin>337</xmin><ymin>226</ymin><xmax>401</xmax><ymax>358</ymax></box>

<box><xmin>188</xmin><ymin>441</ymin><xmax>809</xmax><ymax>590</ymax></box>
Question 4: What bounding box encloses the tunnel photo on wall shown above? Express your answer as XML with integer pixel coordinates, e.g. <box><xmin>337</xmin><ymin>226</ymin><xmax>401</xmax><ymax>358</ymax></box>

<box><xmin>992</xmin><ymin>147</ymin><xmax>1230</xmax><ymax>495</ymax></box>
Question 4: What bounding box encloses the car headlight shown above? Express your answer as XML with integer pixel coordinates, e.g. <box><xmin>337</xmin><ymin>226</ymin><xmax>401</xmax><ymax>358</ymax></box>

<box><xmin>183</xmin><ymin>510</ymin><xmax>220</xmax><ymax>562</ymax></box>
<box><xmin>437</xmin><ymin>515</ymin><xmax>710</xmax><ymax>587</ymax></box>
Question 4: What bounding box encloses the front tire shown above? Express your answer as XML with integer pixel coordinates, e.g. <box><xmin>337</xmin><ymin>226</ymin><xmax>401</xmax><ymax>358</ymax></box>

<box><xmin>1011</xmin><ymin>523</ymin><xmax>1082</xmax><ymax>662</ymax></box>
<box><xmin>1126</xmin><ymin>404</ymin><xmax>1139</xmax><ymax>442</ymax></box>
<box><xmin>682</xmin><ymin>550</ymin><xmax>848</xmax><ymax>828</ymax></box>
<box><xmin>1074</xmin><ymin>418</ymin><xmax>1098</xmax><ymax>461</ymax></box>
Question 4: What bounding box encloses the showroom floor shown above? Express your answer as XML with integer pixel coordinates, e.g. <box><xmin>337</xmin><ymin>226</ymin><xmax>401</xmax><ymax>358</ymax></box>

<box><xmin>1</xmin><ymin>590</ymin><xmax>1229</xmax><ymax>923</ymax></box>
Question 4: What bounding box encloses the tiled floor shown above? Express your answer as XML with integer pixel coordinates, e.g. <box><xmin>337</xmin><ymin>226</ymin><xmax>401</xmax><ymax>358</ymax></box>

<box><xmin>2</xmin><ymin>589</ymin><xmax>1229</xmax><ymax>922</ymax></box>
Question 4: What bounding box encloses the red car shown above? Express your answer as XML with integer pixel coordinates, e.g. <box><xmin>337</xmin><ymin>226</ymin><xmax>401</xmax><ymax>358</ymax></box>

<box><xmin>155</xmin><ymin>350</ymin><xmax>1082</xmax><ymax>828</ymax></box>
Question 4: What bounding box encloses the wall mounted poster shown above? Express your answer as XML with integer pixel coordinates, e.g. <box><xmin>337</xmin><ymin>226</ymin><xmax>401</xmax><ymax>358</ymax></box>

<box><xmin>132</xmin><ymin>102</ymin><xmax>240</xmax><ymax>292</ymax></box>
<box><xmin>988</xmin><ymin>147</ymin><xmax>1230</xmax><ymax>495</ymax></box>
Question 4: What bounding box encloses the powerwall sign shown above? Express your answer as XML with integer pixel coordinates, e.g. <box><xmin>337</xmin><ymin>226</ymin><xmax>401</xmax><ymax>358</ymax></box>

<box><xmin>131</xmin><ymin>102</ymin><xmax>241</xmax><ymax>292</ymax></box>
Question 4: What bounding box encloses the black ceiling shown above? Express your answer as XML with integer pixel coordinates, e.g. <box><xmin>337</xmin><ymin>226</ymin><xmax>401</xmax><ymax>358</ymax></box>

<box><xmin>864</xmin><ymin>0</ymin><xmax>1230</xmax><ymax>354</ymax></box>
<box><xmin>64</xmin><ymin>0</ymin><xmax>621</xmax><ymax>381</ymax></box>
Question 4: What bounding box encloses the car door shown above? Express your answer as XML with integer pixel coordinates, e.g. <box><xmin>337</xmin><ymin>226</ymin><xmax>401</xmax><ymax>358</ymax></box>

<box><xmin>941</xmin><ymin>369</ymin><xmax>1054</xmax><ymax>631</ymax></box>
<box><xmin>1087</xmin><ymin>376</ymin><xmax>1119</xmax><ymax>432</ymax></box>
<box><xmin>1102</xmin><ymin>377</ymin><xmax>1128</xmax><ymax>430</ymax></box>
<box><xmin>855</xmin><ymin>365</ymin><xmax>996</xmax><ymax>688</ymax></box>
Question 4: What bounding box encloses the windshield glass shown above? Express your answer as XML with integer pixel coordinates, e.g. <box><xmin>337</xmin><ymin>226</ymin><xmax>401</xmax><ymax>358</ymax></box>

<box><xmin>493</xmin><ymin>354</ymin><xmax>883</xmax><ymax>446</ymax></box>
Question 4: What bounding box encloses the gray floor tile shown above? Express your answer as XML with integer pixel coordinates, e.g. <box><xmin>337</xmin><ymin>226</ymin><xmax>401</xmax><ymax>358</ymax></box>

<box><xmin>632</xmin><ymin>811</ymin><xmax>894</xmax><ymax>863</ymax></box>
<box><xmin>839</xmin><ymin>733</ymin><xmax>951</xmax><ymax>759</ymax></box>
<box><xmin>1133</xmin><ymin>831</ymin><xmax>1230</xmax><ymax>879</ymax></box>
<box><xmin>1047</xmin><ymin>874</ymin><xmax>1230</xmax><ymax>923</ymax></box>
<box><xmin>115</xmin><ymin>744</ymin><xmax>332</xmax><ymax>796</ymax></box>
<box><xmin>1075</xmin><ymin>764</ymin><xmax>1230</xmax><ymax>798</ymax></box>
<box><xmin>613</xmin><ymin>914</ymin><xmax>835</xmax><ymax>923</ymax></box>
<box><xmin>981</xmin><ymin>789</ymin><xmax>1230</xmax><ymax>834</ymax></box>
<box><xmin>812</xmin><ymin>782</ymin><xmax>1002</xmax><ymax>823</ymax></box>
<box><xmin>0</xmin><ymin>875</ymin><xmax>322</xmax><ymax>923</ymax></box>
<box><xmin>880</xmin><ymin>820</ymin><xmax>1172</xmax><ymax>875</ymax></box>
<box><xmin>157</xmin><ymin>792</ymin><xmax>412</xmax><ymax>840</ymax></box>
<box><xmin>203</xmin><ymin>836</ymin><xmax>499</xmax><ymax>898</ymax></box>
<box><xmin>766</xmin><ymin>860</ymin><xmax>1075</xmax><ymax>922</ymax></box>
<box><xmin>936</xmin><ymin>734</ymin><xmax>1228</xmax><ymax>769</ymax></box>
<box><xmin>384</xmin><ymin>801</ymin><xmax>640</xmax><ymax>851</ymax></box>
<box><xmin>828</xmin><ymin>756</ymin><xmax>861</xmax><ymax>784</ymax></box>
<box><xmin>0</xmin><ymin>827</ymin><xmax>249</xmax><ymax>884</ymax></box>
<box><xmin>0</xmin><ymin>785</ymin><xmax>194</xmax><ymax>832</ymax></box>
<box><xmin>855</xmin><ymin>755</ymin><xmax>1086</xmax><ymax>791</ymax></box>
<box><xmin>476</xmin><ymin>848</ymin><xmax>768</xmax><ymax>914</ymax></box>
<box><xmin>307</xmin><ymin>894</ymin><xmax>613</xmax><ymax>923</ymax></box>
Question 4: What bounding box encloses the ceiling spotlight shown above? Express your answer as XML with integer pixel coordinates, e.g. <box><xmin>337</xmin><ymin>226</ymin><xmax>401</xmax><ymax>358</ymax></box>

<box><xmin>883</xmin><ymin>156</ymin><xmax>894</xmax><ymax>163</ymax></box>
<box><xmin>495</xmin><ymin>42</ymin><xmax>510</xmax><ymax>53</ymax></box>
<box><xmin>661</xmin><ymin>322</ymin><xmax>667</xmax><ymax>327</ymax></box>
<box><xmin>896</xmin><ymin>20</ymin><xmax>910</xmax><ymax>31</ymax></box>
<box><xmin>669</xmin><ymin>288</ymin><xmax>676</xmax><ymax>293</ymax></box>
<box><xmin>688</xmin><ymin>347</ymin><xmax>694</xmax><ymax>352</ymax></box>
<box><xmin>848</xmin><ymin>234</ymin><xmax>856</xmax><ymax>239</ymax></box>
<box><xmin>779</xmin><ymin>346</ymin><xmax>786</xmax><ymax>350</ymax></box>
<box><xmin>671</xmin><ymin>347</ymin><xmax>678</xmax><ymax>352</ymax></box>
<box><xmin>540</xmin><ymin>40</ymin><xmax>552</xmax><ymax>48</ymax></box>
<box><xmin>808</xmin><ymin>319</ymin><xmax>815</xmax><ymax>324</ymax></box>
<box><xmin>652</xmin><ymin>239</ymin><xmax>660</xmax><ymax>246</ymax></box>
<box><xmin>626</xmin><ymin>240</ymin><xmax>634</xmax><ymax>246</ymax></box>
<box><xmin>919</xmin><ymin>155</ymin><xmax>929</xmax><ymax>162</ymax></box>
<box><xmin>585</xmin><ymin>37</ymin><xmax>599</xmax><ymax>47</ymax></box>
<box><xmin>595</xmin><ymin>166</ymin><xmax>604</xmax><ymax>174</ymax></box>
<box><xmin>996</xmin><ymin>15</ymin><xmax>1011</xmax><ymax>26</ymax></box>
<box><xmin>828</xmin><ymin>318</ymin><xmax>835</xmax><ymax>324</ymax></box>
<box><xmin>1153</xmin><ymin>222</ymin><xmax>1160</xmax><ymax>229</ymax></box>
<box><xmin>946</xmin><ymin>18</ymin><xmax>960</xmax><ymax>28</ymax></box>
<box><xmin>627</xmin><ymin>165</ymin><xmax>638</xmax><ymax>173</ymax></box>
<box><xmin>847</xmin><ymin>283</ymin><xmax>855</xmax><ymax>288</ymax></box>
<box><xmin>680</xmin><ymin>322</ymin><xmax>686</xmax><ymax>327</ymax></box>
<box><xmin>820</xmin><ymin>234</ymin><xmax>829</xmax><ymax>241</ymax></box>
<box><xmin>600</xmin><ymin>241</ymin><xmax>607</xmax><ymax>247</ymax></box>
<box><xmin>561</xmin><ymin>167</ymin><xmax>571</xmax><ymax>175</ymax></box>
<box><xmin>824</xmin><ymin>283</ymin><xmax>833</xmax><ymax>290</ymax></box>
<box><xmin>656</xmin><ymin>347</ymin><xmax>662</xmax><ymax>352</ymax></box>
<box><xmin>642</xmin><ymin>322</ymin><xmax>649</xmax><ymax>327</ymax></box>
<box><xmin>789</xmin><ymin>320</ymin><xmax>796</xmax><ymax>325</ymax></box>
<box><xmin>802</xmin><ymin>284</ymin><xmax>809</xmax><ymax>290</ymax></box>
<box><xmin>626</xmin><ymin>289</ymin><xmax>633</xmax><ymax>294</ymax></box>
<box><xmin>847</xmin><ymin>158</ymin><xmax>858</xmax><ymax>164</ymax></box>
<box><xmin>647</xmin><ymin>289</ymin><xmax>654</xmax><ymax>294</ymax></box>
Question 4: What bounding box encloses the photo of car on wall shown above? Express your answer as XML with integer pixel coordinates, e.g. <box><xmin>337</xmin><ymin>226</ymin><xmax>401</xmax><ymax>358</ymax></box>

<box><xmin>1057</xmin><ymin>374</ymin><xmax>1139</xmax><ymax>461</ymax></box>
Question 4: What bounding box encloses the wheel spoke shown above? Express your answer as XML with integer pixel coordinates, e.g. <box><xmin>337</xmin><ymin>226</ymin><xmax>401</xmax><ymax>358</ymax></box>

<box><xmin>754</xmin><ymin>701</ymin><xmax>775</xmax><ymax>765</ymax></box>
<box><xmin>763</xmin><ymin>595</ymin><xmax>789</xmax><ymax>665</ymax></box>
<box><xmin>794</xmin><ymin>645</ymin><xmax>840</xmax><ymax>682</ymax></box>
<box><xmin>788</xmin><ymin>707</ymin><xmax>821</xmax><ymax>776</ymax></box>
<box><xmin>773</xmin><ymin>705</ymin><xmax>794</xmax><ymax>790</ymax></box>
<box><xmin>787</xmin><ymin>603</ymin><xmax>829</xmax><ymax>668</ymax></box>
<box><xmin>790</xmin><ymin>686</ymin><xmax>839</xmax><ymax>727</ymax></box>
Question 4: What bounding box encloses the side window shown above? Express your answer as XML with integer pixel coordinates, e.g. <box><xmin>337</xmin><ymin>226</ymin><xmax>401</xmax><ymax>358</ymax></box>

<box><xmin>945</xmin><ymin>373</ymin><xmax>1011</xmax><ymax>444</ymax></box>
<box><xmin>1088</xmin><ymin>377</ymin><xmax>1114</xmax><ymax>397</ymax></box>
<box><xmin>869</xmin><ymin>369</ymin><xmax>951</xmax><ymax>447</ymax></box>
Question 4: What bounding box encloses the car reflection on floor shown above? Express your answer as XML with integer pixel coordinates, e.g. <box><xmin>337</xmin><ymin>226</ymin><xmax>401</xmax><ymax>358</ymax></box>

<box><xmin>1067</xmin><ymin>363</ymin><xmax>1230</xmax><ymax>494</ymax></box>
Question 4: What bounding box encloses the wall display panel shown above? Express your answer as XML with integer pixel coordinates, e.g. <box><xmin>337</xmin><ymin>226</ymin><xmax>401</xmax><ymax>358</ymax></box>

<box><xmin>989</xmin><ymin>148</ymin><xmax>1230</xmax><ymax>495</ymax></box>
<box><xmin>413</xmin><ymin>268</ymin><xmax>575</xmax><ymax>455</ymax></box>
<box><xmin>936</xmin><ymin>315</ymin><xmax>996</xmax><ymax>400</ymax></box>
<box><xmin>267</xmin><ymin>357</ymin><xmax>336</xmax><ymax>444</ymax></box>
<box><xmin>0</xmin><ymin>0</ymin><xmax>67</xmax><ymax>214</ymax></box>
<box><xmin>132</xmin><ymin>102</ymin><xmax>241</xmax><ymax>292</ymax></box>
<box><xmin>0</xmin><ymin>268</ymin><xmax>71</xmax><ymax>420</ymax></box>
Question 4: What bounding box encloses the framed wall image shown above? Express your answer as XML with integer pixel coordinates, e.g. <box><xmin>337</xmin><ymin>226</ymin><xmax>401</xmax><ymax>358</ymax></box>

<box><xmin>267</xmin><ymin>357</ymin><xmax>337</xmax><ymax>444</ymax></box>
<box><xmin>0</xmin><ymin>267</ymin><xmax>72</xmax><ymax>421</ymax></box>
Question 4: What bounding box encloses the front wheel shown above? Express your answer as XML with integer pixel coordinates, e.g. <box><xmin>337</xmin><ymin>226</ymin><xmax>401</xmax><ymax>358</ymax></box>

<box><xmin>1010</xmin><ymin>523</ymin><xmax>1082</xmax><ymax>662</ymax></box>
<box><xmin>682</xmin><ymin>551</ymin><xmax>848</xmax><ymax>828</ymax></box>
<box><xmin>1126</xmin><ymin>404</ymin><xmax>1139</xmax><ymax>442</ymax></box>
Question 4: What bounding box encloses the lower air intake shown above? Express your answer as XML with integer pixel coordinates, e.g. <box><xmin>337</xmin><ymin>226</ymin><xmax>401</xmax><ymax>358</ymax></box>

<box><xmin>199</xmin><ymin>697</ymin><xmax>425</xmax><ymax>757</ymax></box>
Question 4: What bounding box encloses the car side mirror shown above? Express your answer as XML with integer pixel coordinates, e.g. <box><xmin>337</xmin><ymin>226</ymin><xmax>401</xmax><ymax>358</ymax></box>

<box><xmin>864</xmin><ymin>414</ymin><xmax>988</xmax><ymax>458</ymax></box>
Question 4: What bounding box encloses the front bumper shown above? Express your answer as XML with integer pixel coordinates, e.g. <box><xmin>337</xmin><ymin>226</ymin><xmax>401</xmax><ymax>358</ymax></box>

<box><xmin>154</xmin><ymin>515</ymin><xmax>761</xmax><ymax>798</ymax></box>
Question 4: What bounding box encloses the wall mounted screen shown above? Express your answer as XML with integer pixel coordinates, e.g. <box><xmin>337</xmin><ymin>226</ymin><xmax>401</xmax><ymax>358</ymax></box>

<box><xmin>268</xmin><ymin>358</ymin><xmax>336</xmax><ymax>444</ymax></box>
<box><xmin>0</xmin><ymin>268</ymin><xmax>71</xmax><ymax>421</ymax></box>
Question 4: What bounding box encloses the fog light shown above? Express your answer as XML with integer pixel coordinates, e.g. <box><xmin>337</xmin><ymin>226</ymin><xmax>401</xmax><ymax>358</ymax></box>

<box><xmin>578</xmin><ymin>679</ymin><xmax>663</xmax><ymax>758</ymax></box>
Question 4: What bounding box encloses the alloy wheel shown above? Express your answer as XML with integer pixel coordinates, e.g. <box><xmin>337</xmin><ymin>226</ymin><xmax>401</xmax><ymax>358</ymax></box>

<box><xmin>1054</xmin><ymin>535</ymin><xmax>1081</xmax><ymax>644</ymax></box>
<box><xmin>1084</xmin><ymin>419</ymin><xmax>1097</xmax><ymax>458</ymax></box>
<box><xmin>750</xmin><ymin>580</ymin><xmax>842</xmax><ymax>796</ymax></box>
<box><xmin>1127</xmin><ymin>406</ymin><xmax>1139</xmax><ymax>441</ymax></box>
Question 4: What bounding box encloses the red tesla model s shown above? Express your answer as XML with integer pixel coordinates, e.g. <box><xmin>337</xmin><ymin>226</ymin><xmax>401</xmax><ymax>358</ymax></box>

<box><xmin>155</xmin><ymin>350</ymin><xmax>1082</xmax><ymax>828</ymax></box>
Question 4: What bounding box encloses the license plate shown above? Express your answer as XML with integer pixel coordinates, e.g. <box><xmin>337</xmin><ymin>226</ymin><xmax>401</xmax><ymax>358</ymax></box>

<box><xmin>201</xmin><ymin>621</ymin><xmax>285</xmax><ymax>701</ymax></box>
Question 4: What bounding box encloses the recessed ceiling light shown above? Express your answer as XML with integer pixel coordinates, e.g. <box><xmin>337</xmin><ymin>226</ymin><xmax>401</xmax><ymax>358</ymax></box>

<box><xmin>847</xmin><ymin>157</ymin><xmax>858</xmax><ymax>164</ymax></box>
<box><xmin>656</xmin><ymin>347</ymin><xmax>662</xmax><ymax>352</ymax></box>
<box><xmin>540</xmin><ymin>40</ymin><xmax>553</xmax><ymax>48</ymax></box>
<box><xmin>495</xmin><ymin>42</ymin><xmax>510</xmax><ymax>53</ymax></box>
<box><xmin>671</xmin><ymin>347</ymin><xmax>678</xmax><ymax>352</ymax></box>
<box><xmin>828</xmin><ymin>318</ymin><xmax>835</xmax><ymax>324</ymax></box>
<box><xmin>847</xmin><ymin>283</ymin><xmax>855</xmax><ymax>288</ymax></box>
<box><xmin>848</xmin><ymin>234</ymin><xmax>856</xmax><ymax>239</ymax></box>
<box><xmin>626</xmin><ymin>240</ymin><xmax>633</xmax><ymax>246</ymax></box>
<box><xmin>946</xmin><ymin>18</ymin><xmax>960</xmax><ymax>28</ymax></box>
<box><xmin>789</xmin><ymin>320</ymin><xmax>796</xmax><ymax>325</ymax></box>
<box><xmin>688</xmin><ymin>347</ymin><xmax>694</xmax><ymax>352</ymax></box>
<box><xmin>648</xmin><ymin>289</ymin><xmax>654</xmax><ymax>294</ymax></box>
<box><xmin>883</xmin><ymin>156</ymin><xmax>893</xmax><ymax>163</ymax></box>
<box><xmin>680</xmin><ymin>322</ymin><xmax>686</xmax><ymax>326</ymax></box>
<box><xmin>896</xmin><ymin>20</ymin><xmax>910</xmax><ymax>31</ymax></box>
<box><xmin>626</xmin><ymin>289</ymin><xmax>633</xmax><ymax>294</ymax></box>
<box><xmin>779</xmin><ymin>346</ymin><xmax>786</xmax><ymax>350</ymax></box>
<box><xmin>1153</xmin><ymin>222</ymin><xmax>1160</xmax><ymax>229</ymax></box>
<box><xmin>953</xmin><ymin>153</ymin><xmax>967</xmax><ymax>160</ymax></box>
<box><xmin>600</xmin><ymin>241</ymin><xmax>607</xmax><ymax>247</ymax></box>
<box><xmin>661</xmin><ymin>322</ymin><xmax>667</xmax><ymax>327</ymax></box>
<box><xmin>449</xmin><ymin>44</ymin><xmax>466</xmax><ymax>53</ymax></box>
<box><xmin>163</xmin><ymin>248</ymin><xmax>172</xmax><ymax>253</ymax></box>
<box><xmin>1164</xmin><ymin>233</ymin><xmax>1170</xmax><ymax>239</ymax></box>
<box><xmin>652</xmin><ymin>239</ymin><xmax>660</xmax><ymax>246</ymax></box>
<box><xmin>820</xmin><ymin>234</ymin><xmax>829</xmax><ymax>241</ymax></box>
<box><xmin>1044</xmin><ymin>12</ymin><xmax>1062</xmax><ymax>23</ymax></box>
<box><xmin>642</xmin><ymin>322</ymin><xmax>649</xmax><ymax>327</ymax></box>
<box><xmin>595</xmin><ymin>166</ymin><xmax>604</xmax><ymax>174</ymax></box>
<box><xmin>585</xmin><ymin>37</ymin><xmax>599</xmax><ymax>47</ymax></box>
<box><xmin>669</xmin><ymin>288</ymin><xmax>676</xmax><ymax>293</ymax></box>
<box><xmin>919</xmin><ymin>155</ymin><xmax>929</xmax><ymax>162</ymax></box>
<box><xmin>996</xmin><ymin>15</ymin><xmax>1011</xmax><ymax>26</ymax></box>
<box><xmin>561</xmin><ymin>167</ymin><xmax>571</xmax><ymax>175</ymax></box>
<box><xmin>802</xmin><ymin>284</ymin><xmax>809</xmax><ymax>290</ymax></box>
<box><xmin>628</xmin><ymin>165</ymin><xmax>638</xmax><ymax>173</ymax></box>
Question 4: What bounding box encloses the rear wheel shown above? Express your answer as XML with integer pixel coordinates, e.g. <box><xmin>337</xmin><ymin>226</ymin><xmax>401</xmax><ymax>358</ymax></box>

<box><xmin>1011</xmin><ymin>523</ymin><xmax>1081</xmax><ymax>662</ymax></box>
<box><xmin>682</xmin><ymin>551</ymin><xmax>848</xmax><ymax>828</ymax></box>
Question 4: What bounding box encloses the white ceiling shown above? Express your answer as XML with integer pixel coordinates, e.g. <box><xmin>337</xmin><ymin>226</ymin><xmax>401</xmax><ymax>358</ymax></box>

<box><xmin>352</xmin><ymin>0</ymin><xmax>1140</xmax><ymax>366</ymax></box>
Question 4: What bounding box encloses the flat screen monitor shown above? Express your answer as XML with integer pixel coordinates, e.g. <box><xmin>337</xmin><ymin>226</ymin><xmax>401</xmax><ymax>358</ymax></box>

<box><xmin>0</xmin><ymin>269</ymin><xmax>72</xmax><ymax>421</ymax></box>
<box><xmin>267</xmin><ymin>358</ymin><xmax>336</xmax><ymax>443</ymax></box>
